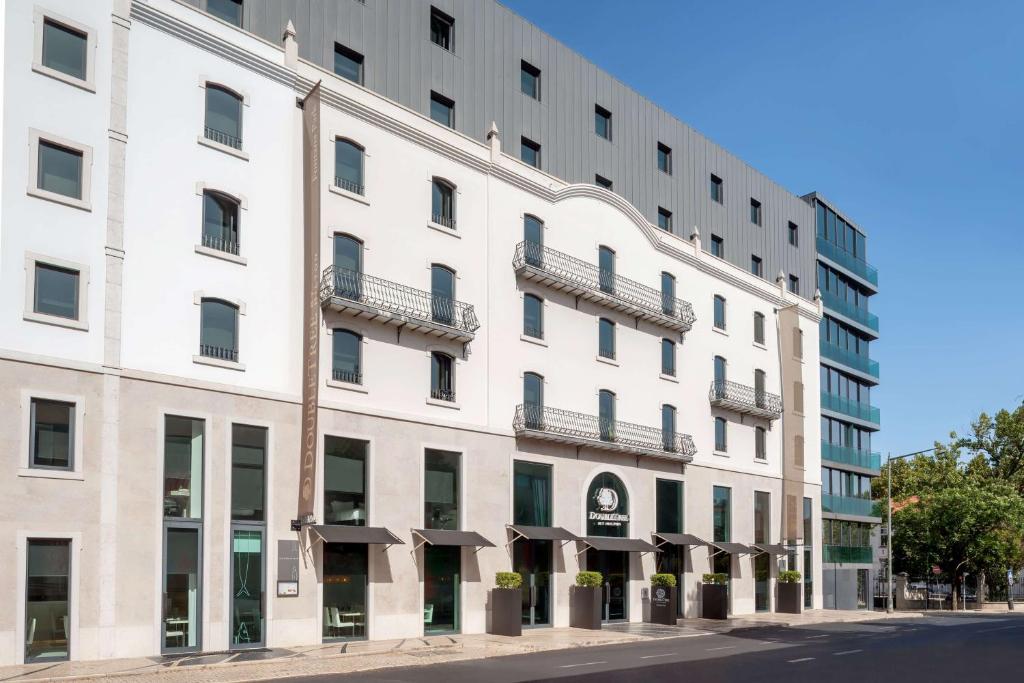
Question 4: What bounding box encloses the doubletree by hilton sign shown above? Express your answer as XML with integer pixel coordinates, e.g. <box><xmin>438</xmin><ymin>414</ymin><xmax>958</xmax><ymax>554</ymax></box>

<box><xmin>588</xmin><ymin>486</ymin><xmax>629</xmax><ymax>527</ymax></box>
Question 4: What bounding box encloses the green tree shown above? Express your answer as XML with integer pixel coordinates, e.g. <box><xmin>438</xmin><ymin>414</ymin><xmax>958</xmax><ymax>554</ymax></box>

<box><xmin>958</xmin><ymin>404</ymin><xmax>1024</xmax><ymax>494</ymax></box>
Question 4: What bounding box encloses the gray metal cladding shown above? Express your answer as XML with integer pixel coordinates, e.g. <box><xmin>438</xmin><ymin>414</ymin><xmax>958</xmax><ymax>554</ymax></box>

<box><xmin>197</xmin><ymin>0</ymin><xmax>817</xmax><ymax>288</ymax></box>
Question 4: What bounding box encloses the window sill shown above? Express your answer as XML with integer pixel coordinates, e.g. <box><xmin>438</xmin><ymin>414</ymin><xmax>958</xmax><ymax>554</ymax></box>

<box><xmin>753</xmin><ymin>457</ymin><xmax>769</xmax><ymax>465</ymax></box>
<box><xmin>595</xmin><ymin>354</ymin><xmax>619</xmax><ymax>367</ymax></box>
<box><xmin>329</xmin><ymin>184</ymin><xmax>370</xmax><ymax>206</ymax></box>
<box><xmin>753</xmin><ymin>341</ymin><xmax>767</xmax><ymax>351</ymax></box>
<box><xmin>192</xmin><ymin>354</ymin><xmax>246</xmax><ymax>371</ymax></box>
<box><xmin>659</xmin><ymin>373</ymin><xmax>679</xmax><ymax>383</ymax></box>
<box><xmin>31</xmin><ymin>64</ymin><xmax>96</xmax><ymax>93</ymax></box>
<box><xmin>26</xmin><ymin>186</ymin><xmax>91</xmax><ymax>212</ymax></box>
<box><xmin>520</xmin><ymin>334</ymin><xmax>547</xmax><ymax>347</ymax></box>
<box><xmin>712</xmin><ymin>326</ymin><xmax>728</xmax><ymax>337</ymax></box>
<box><xmin>327</xmin><ymin>379</ymin><xmax>368</xmax><ymax>394</ymax></box>
<box><xmin>196</xmin><ymin>135</ymin><xmax>249</xmax><ymax>161</ymax></box>
<box><xmin>195</xmin><ymin>244</ymin><xmax>247</xmax><ymax>265</ymax></box>
<box><xmin>426</xmin><ymin>397</ymin><xmax>460</xmax><ymax>410</ymax></box>
<box><xmin>426</xmin><ymin>221</ymin><xmax>460</xmax><ymax>238</ymax></box>
<box><xmin>23</xmin><ymin>311</ymin><xmax>88</xmax><ymax>331</ymax></box>
<box><xmin>18</xmin><ymin>467</ymin><xmax>84</xmax><ymax>481</ymax></box>
<box><xmin>713</xmin><ymin>450</ymin><xmax>729</xmax><ymax>458</ymax></box>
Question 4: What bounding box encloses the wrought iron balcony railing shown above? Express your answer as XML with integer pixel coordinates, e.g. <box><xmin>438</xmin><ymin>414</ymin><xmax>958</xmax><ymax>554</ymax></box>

<box><xmin>821</xmin><ymin>494</ymin><xmax>879</xmax><ymax>518</ymax></box>
<box><xmin>332</xmin><ymin>368</ymin><xmax>362</xmax><ymax>385</ymax></box>
<box><xmin>431</xmin><ymin>388</ymin><xmax>456</xmax><ymax>402</ymax></box>
<box><xmin>820</xmin><ymin>290</ymin><xmax>879</xmax><ymax>336</ymax></box>
<box><xmin>334</xmin><ymin>176</ymin><xmax>365</xmax><ymax>196</ymax></box>
<box><xmin>431</xmin><ymin>213</ymin><xmax>457</xmax><ymax>230</ymax></box>
<box><xmin>816</xmin><ymin>236</ymin><xmax>878</xmax><ymax>289</ymax></box>
<box><xmin>201</xmin><ymin>233</ymin><xmax>240</xmax><ymax>255</ymax></box>
<box><xmin>708</xmin><ymin>380</ymin><xmax>783</xmax><ymax>420</ymax></box>
<box><xmin>821</xmin><ymin>442</ymin><xmax>881</xmax><ymax>471</ymax></box>
<box><xmin>204</xmin><ymin>126</ymin><xmax>242</xmax><ymax>150</ymax></box>
<box><xmin>820</xmin><ymin>340</ymin><xmax>880</xmax><ymax>380</ymax></box>
<box><xmin>199</xmin><ymin>344</ymin><xmax>238</xmax><ymax>362</ymax></box>
<box><xmin>513</xmin><ymin>404</ymin><xmax>696</xmax><ymax>462</ymax></box>
<box><xmin>512</xmin><ymin>241</ymin><xmax>696</xmax><ymax>333</ymax></box>
<box><xmin>319</xmin><ymin>266</ymin><xmax>480</xmax><ymax>342</ymax></box>
<box><xmin>823</xmin><ymin>545</ymin><xmax>873</xmax><ymax>564</ymax></box>
<box><xmin>821</xmin><ymin>392</ymin><xmax>880</xmax><ymax>426</ymax></box>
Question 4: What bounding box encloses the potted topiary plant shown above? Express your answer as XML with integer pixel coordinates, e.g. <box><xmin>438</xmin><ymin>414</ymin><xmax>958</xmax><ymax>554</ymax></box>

<box><xmin>648</xmin><ymin>573</ymin><xmax>678</xmax><ymax>625</ymax></box>
<box><xmin>777</xmin><ymin>570</ymin><xmax>802</xmax><ymax>614</ymax></box>
<box><xmin>570</xmin><ymin>570</ymin><xmax>603</xmax><ymax>629</ymax></box>
<box><xmin>488</xmin><ymin>571</ymin><xmax>523</xmax><ymax>636</ymax></box>
<box><xmin>701</xmin><ymin>572</ymin><xmax>729</xmax><ymax>619</ymax></box>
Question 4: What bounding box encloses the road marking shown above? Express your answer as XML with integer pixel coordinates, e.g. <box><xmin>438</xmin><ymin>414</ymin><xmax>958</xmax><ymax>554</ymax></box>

<box><xmin>833</xmin><ymin>649</ymin><xmax>862</xmax><ymax>656</ymax></box>
<box><xmin>559</xmin><ymin>661</ymin><xmax>607</xmax><ymax>669</ymax></box>
<box><xmin>805</xmin><ymin>634</ymin><xmax>828</xmax><ymax>639</ymax></box>
<box><xmin>706</xmin><ymin>646</ymin><xmax>736</xmax><ymax>651</ymax></box>
<box><xmin>788</xmin><ymin>657</ymin><xmax>815</xmax><ymax>663</ymax></box>
<box><xmin>979</xmin><ymin>625</ymin><xmax>1024</xmax><ymax>633</ymax></box>
<box><xmin>640</xmin><ymin>653</ymin><xmax>675</xmax><ymax>659</ymax></box>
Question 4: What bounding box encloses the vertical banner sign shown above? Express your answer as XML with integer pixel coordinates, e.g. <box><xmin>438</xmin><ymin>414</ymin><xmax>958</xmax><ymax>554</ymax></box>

<box><xmin>298</xmin><ymin>82</ymin><xmax>322</xmax><ymax>522</ymax></box>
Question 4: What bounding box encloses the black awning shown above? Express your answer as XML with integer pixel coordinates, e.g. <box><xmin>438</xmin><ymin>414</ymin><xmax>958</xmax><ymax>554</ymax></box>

<box><xmin>412</xmin><ymin>529</ymin><xmax>495</xmax><ymax>548</ymax></box>
<box><xmin>578</xmin><ymin>536</ymin><xmax>660</xmax><ymax>553</ymax></box>
<box><xmin>508</xmin><ymin>525</ymin><xmax>579</xmax><ymax>542</ymax></box>
<box><xmin>712</xmin><ymin>542</ymin><xmax>754</xmax><ymax>555</ymax></box>
<box><xmin>652</xmin><ymin>533</ymin><xmax>711</xmax><ymax>547</ymax></box>
<box><xmin>752</xmin><ymin>543</ymin><xmax>789</xmax><ymax>556</ymax></box>
<box><xmin>309</xmin><ymin>525</ymin><xmax>404</xmax><ymax>545</ymax></box>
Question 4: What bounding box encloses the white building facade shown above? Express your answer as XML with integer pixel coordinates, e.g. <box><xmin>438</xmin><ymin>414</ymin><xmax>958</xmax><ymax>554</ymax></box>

<box><xmin>0</xmin><ymin>0</ymin><xmax>825</xmax><ymax>664</ymax></box>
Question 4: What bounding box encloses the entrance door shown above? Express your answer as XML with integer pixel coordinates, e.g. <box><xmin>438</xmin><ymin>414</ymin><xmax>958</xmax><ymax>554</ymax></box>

<box><xmin>424</xmin><ymin>545</ymin><xmax>460</xmax><ymax>634</ymax></box>
<box><xmin>513</xmin><ymin>539</ymin><xmax>551</xmax><ymax>627</ymax></box>
<box><xmin>162</xmin><ymin>525</ymin><xmax>202</xmax><ymax>653</ymax></box>
<box><xmin>657</xmin><ymin>545</ymin><xmax>685</xmax><ymax>617</ymax></box>
<box><xmin>857</xmin><ymin>569</ymin><xmax>869</xmax><ymax>609</ymax></box>
<box><xmin>587</xmin><ymin>549</ymin><xmax>628</xmax><ymax>622</ymax></box>
<box><xmin>230</xmin><ymin>527</ymin><xmax>264</xmax><ymax>648</ymax></box>
<box><xmin>323</xmin><ymin>543</ymin><xmax>368</xmax><ymax>641</ymax></box>
<box><xmin>754</xmin><ymin>553</ymin><xmax>770</xmax><ymax>612</ymax></box>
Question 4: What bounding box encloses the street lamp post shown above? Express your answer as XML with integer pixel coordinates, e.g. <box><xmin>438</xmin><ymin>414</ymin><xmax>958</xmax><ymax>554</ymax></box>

<box><xmin>886</xmin><ymin>447</ymin><xmax>937</xmax><ymax>614</ymax></box>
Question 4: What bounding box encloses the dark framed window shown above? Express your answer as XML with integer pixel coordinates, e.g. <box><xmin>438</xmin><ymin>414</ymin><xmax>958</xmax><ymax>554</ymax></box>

<box><xmin>201</xmin><ymin>190</ymin><xmax>239</xmax><ymax>254</ymax></box>
<box><xmin>661</xmin><ymin>271</ymin><xmax>676</xmax><ymax>315</ymax></box>
<box><xmin>754</xmin><ymin>491</ymin><xmax>770</xmax><ymax>543</ymax></box>
<box><xmin>586</xmin><ymin>472</ymin><xmax>628</xmax><ymax>537</ymax></box>
<box><xmin>199</xmin><ymin>298</ymin><xmax>238</xmax><ymax>362</ymax></box>
<box><xmin>325</xmin><ymin>436</ymin><xmax>367</xmax><ymax>525</ymax></box>
<box><xmin>231</xmin><ymin>425</ymin><xmax>266</xmax><ymax>522</ymax></box>
<box><xmin>755</xmin><ymin>426</ymin><xmax>766</xmax><ymax>460</ymax></box>
<box><xmin>788</xmin><ymin>221</ymin><xmax>799</xmax><ymax>247</ymax></box>
<box><xmin>754</xmin><ymin>312</ymin><xmax>765</xmax><ymax>345</ymax></box>
<box><xmin>598</xmin><ymin>390</ymin><xmax>615</xmax><ymax>441</ymax></box>
<box><xmin>514</xmin><ymin>460</ymin><xmax>551</xmax><ymax>526</ymax></box>
<box><xmin>789</xmin><ymin>275</ymin><xmax>800</xmax><ymax>295</ymax></box>
<box><xmin>594</xmin><ymin>174</ymin><xmax>613</xmax><ymax>190</ymax></box>
<box><xmin>713</xmin><ymin>486</ymin><xmax>731</xmax><ymax>542</ymax></box>
<box><xmin>38</xmin><ymin>140</ymin><xmax>83</xmax><ymax>199</ymax></box>
<box><xmin>713</xmin><ymin>295</ymin><xmax>726</xmax><ymax>330</ymax></box>
<box><xmin>30</xmin><ymin>398</ymin><xmax>74</xmax><ymax>470</ymax></box>
<box><xmin>523</xmin><ymin>372</ymin><xmax>544</xmax><ymax>430</ymax></box>
<box><xmin>332</xmin><ymin>329</ymin><xmax>362</xmax><ymax>384</ymax></box>
<box><xmin>425</xmin><ymin>449</ymin><xmax>459</xmax><ymax>529</ymax></box>
<box><xmin>709</xmin><ymin>174</ymin><xmax>723</xmax><ymax>203</ymax></box>
<box><xmin>521</xmin><ymin>137</ymin><xmax>541</xmax><ymax>168</ymax></box>
<box><xmin>656</xmin><ymin>479</ymin><xmax>683</xmax><ymax>533</ymax></box>
<box><xmin>430</xmin><ymin>351</ymin><xmax>455</xmax><ymax>402</ymax></box>
<box><xmin>714</xmin><ymin>355</ymin><xmax>726</xmax><ymax>385</ymax></box>
<box><xmin>204</xmin><ymin>84</ymin><xmax>243</xmax><ymax>149</ymax></box>
<box><xmin>33</xmin><ymin>263</ymin><xmax>79</xmax><ymax>319</ymax></box>
<box><xmin>710</xmin><ymin>234</ymin><xmax>724</xmax><ymax>258</ymax></box>
<box><xmin>25</xmin><ymin>539</ymin><xmax>71</xmax><ymax>663</ymax></box>
<box><xmin>524</xmin><ymin>214</ymin><xmax>543</xmax><ymax>245</ymax></box>
<box><xmin>333</xmin><ymin>233</ymin><xmax>363</xmax><ymax>302</ymax></box>
<box><xmin>714</xmin><ymin>417</ymin><xmax>727</xmax><ymax>452</ymax></box>
<box><xmin>751</xmin><ymin>254</ymin><xmax>763</xmax><ymax>277</ymax></box>
<box><xmin>523</xmin><ymin>294</ymin><xmax>543</xmax><ymax>339</ymax></box>
<box><xmin>207</xmin><ymin>0</ymin><xmax>242</xmax><ymax>26</ymax></box>
<box><xmin>750</xmin><ymin>198</ymin><xmax>762</xmax><ymax>226</ymax></box>
<box><xmin>429</xmin><ymin>7</ymin><xmax>454</xmax><ymax>52</ymax></box>
<box><xmin>661</xmin><ymin>404</ymin><xmax>676</xmax><ymax>451</ymax></box>
<box><xmin>594</xmin><ymin>104</ymin><xmax>612</xmax><ymax>140</ymax></box>
<box><xmin>661</xmin><ymin>338</ymin><xmax>676</xmax><ymax>376</ymax></box>
<box><xmin>335</xmin><ymin>138</ymin><xmax>365</xmax><ymax>195</ymax></box>
<box><xmin>520</xmin><ymin>60</ymin><xmax>540</xmax><ymax>100</ymax></box>
<box><xmin>657</xmin><ymin>207</ymin><xmax>672</xmax><ymax>231</ymax></box>
<box><xmin>163</xmin><ymin>415</ymin><xmax>205</xmax><ymax>519</ymax></box>
<box><xmin>598</xmin><ymin>318</ymin><xmax>615</xmax><ymax>359</ymax></box>
<box><xmin>598</xmin><ymin>245</ymin><xmax>615</xmax><ymax>293</ymax></box>
<box><xmin>431</xmin><ymin>178</ymin><xmax>455</xmax><ymax>228</ymax></box>
<box><xmin>657</xmin><ymin>143</ymin><xmax>672</xmax><ymax>175</ymax></box>
<box><xmin>334</xmin><ymin>43</ymin><xmax>364</xmax><ymax>84</ymax></box>
<box><xmin>42</xmin><ymin>18</ymin><xmax>87</xmax><ymax>81</ymax></box>
<box><xmin>430</xmin><ymin>264</ymin><xmax>455</xmax><ymax>324</ymax></box>
<box><xmin>429</xmin><ymin>91</ymin><xmax>454</xmax><ymax>128</ymax></box>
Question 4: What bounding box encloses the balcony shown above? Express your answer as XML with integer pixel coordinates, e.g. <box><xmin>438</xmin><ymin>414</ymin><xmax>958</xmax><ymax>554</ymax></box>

<box><xmin>708</xmin><ymin>380</ymin><xmax>783</xmax><ymax>420</ymax></box>
<box><xmin>823</xmin><ymin>545</ymin><xmax>873</xmax><ymax>564</ymax></box>
<box><xmin>513</xmin><ymin>404</ymin><xmax>696</xmax><ymax>463</ymax></box>
<box><xmin>512</xmin><ymin>241</ymin><xmax>696</xmax><ymax>334</ymax></box>
<box><xmin>204</xmin><ymin>126</ymin><xmax>242</xmax><ymax>150</ymax></box>
<box><xmin>821</xmin><ymin>392</ymin><xmax>880</xmax><ymax>426</ymax></box>
<box><xmin>821</xmin><ymin>442</ymin><xmax>882</xmax><ymax>472</ymax></box>
<box><xmin>319</xmin><ymin>266</ymin><xmax>480</xmax><ymax>343</ymax></box>
<box><xmin>822</xmin><ymin>494</ymin><xmax>879</xmax><ymax>518</ymax></box>
<box><xmin>816</xmin><ymin>236</ymin><xmax>878</xmax><ymax>289</ymax></box>
<box><xmin>820</xmin><ymin>340</ymin><xmax>879</xmax><ymax>380</ymax></box>
<box><xmin>820</xmin><ymin>290</ymin><xmax>879</xmax><ymax>337</ymax></box>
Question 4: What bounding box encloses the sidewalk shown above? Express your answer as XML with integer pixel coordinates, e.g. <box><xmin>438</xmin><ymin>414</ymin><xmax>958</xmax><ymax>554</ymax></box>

<box><xmin>0</xmin><ymin>610</ymin><xmax>922</xmax><ymax>683</ymax></box>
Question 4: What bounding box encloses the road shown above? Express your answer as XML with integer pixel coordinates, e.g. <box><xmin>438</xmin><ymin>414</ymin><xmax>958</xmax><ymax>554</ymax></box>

<box><xmin>285</xmin><ymin>614</ymin><xmax>1024</xmax><ymax>683</ymax></box>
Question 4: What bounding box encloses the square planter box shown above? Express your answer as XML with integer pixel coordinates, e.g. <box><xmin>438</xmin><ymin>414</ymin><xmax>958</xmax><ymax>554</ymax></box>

<box><xmin>570</xmin><ymin>586</ymin><xmax>602</xmax><ymax>630</ymax></box>
<box><xmin>701</xmin><ymin>584</ymin><xmax>728</xmax><ymax>620</ymax></box>
<box><xmin>648</xmin><ymin>585</ymin><xmax>677</xmax><ymax>625</ymax></box>
<box><xmin>777</xmin><ymin>582</ymin><xmax>803</xmax><ymax>614</ymax></box>
<box><xmin>487</xmin><ymin>588</ymin><xmax>522</xmax><ymax>636</ymax></box>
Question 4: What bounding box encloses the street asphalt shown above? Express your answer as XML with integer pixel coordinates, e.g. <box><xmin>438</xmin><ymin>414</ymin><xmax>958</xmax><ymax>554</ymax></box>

<box><xmin>283</xmin><ymin>613</ymin><xmax>1024</xmax><ymax>683</ymax></box>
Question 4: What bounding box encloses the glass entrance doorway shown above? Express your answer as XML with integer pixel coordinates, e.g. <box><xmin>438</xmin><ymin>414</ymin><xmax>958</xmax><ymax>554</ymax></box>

<box><xmin>587</xmin><ymin>549</ymin><xmax>628</xmax><ymax>622</ymax></box>
<box><xmin>162</xmin><ymin>525</ymin><xmax>202</xmax><ymax>653</ymax></box>
<box><xmin>754</xmin><ymin>553</ymin><xmax>770</xmax><ymax>612</ymax></box>
<box><xmin>424</xmin><ymin>545</ymin><xmax>460</xmax><ymax>634</ymax></box>
<box><xmin>323</xmin><ymin>543</ymin><xmax>367</xmax><ymax>641</ymax></box>
<box><xmin>656</xmin><ymin>545</ymin><xmax>685</xmax><ymax>617</ymax></box>
<box><xmin>513</xmin><ymin>539</ymin><xmax>551</xmax><ymax>627</ymax></box>
<box><xmin>230</xmin><ymin>527</ymin><xmax>264</xmax><ymax>647</ymax></box>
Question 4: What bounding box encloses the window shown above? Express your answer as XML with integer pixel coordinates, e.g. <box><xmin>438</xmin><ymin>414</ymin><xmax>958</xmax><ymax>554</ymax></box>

<box><xmin>335</xmin><ymin>138</ymin><xmax>365</xmax><ymax>195</ymax></box>
<box><xmin>163</xmin><ymin>415</ymin><xmax>204</xmax><ymax>519</ymax></box>
<box><xmin>30</xmin><ymin>398</ymin><xmax>75</xmax><ymax>470</ymax></box>
<box><xmin>524</xmin><ymin>214</ymin><xmax>544</xmax><ymax>266</ymax></box>
<box><xmin>204</xmin><ymin>84</ymin><xmax>242</xmax><ymax>149</ymax></box>
<box><xmin>40</xmin><ymin>16</ymin><xmax>87</xmax><ymax>82</ymax></box>
<box><xmin>429</xmin><ymin>91</ymin><xmax>454</xmax><ymax>128</ymax></box>
<box><xmin>794</xmin><ymin>380</ymin><xmax>804</xmax><ymax>414</ymax></box>
<box><xmin>755</xmin><ymin>426</ymin><xmax>767</xmax><ymax>460</ymax></box>
<box><xmin>594</xmin><ymin>174</ymin><xmax>613</xmax><ymax>190</ymax></box>
<box><xmin>598</xmin><ymin>318</ymin><xmax>616</xmax><ymax>360</ymax></box>
<box><xmin>333</xmin><ymin>234</ymin><xmax>363</xmax><ymax>300</ymax></box>
<box><xmin>598</xmin><ymin>390</ymin><xmax>615</xmax><ymax>441</ymax></box>
<box><xmin>431</xmin><ymin>178</ymin><xmax>455</xmax><ymax>228</ymax></box>
<box><xmin>789</xmin><ymin>274</ymin><xmax>800</xmax><ymax>295</ymax></box>
<box><xmin>710</xmin><ymin>234</ymin><xmax>724</xmax><ymax>258</ymax></box>
<box><xmin>594</xmin><ymin>105</ymin><xmax>612</xmax><ymax>140</ymax></box>
<box><xmin>657</xmin><ymin>142</ymin><xmax>672</xmax><ymax>175</ymax></box>
<box><xmin>661</xmin><ymin>404</ymin><xmax>677</xmax><ymax>451</ymax></box>
<box><xmin>332</xmin><ymin>329</ymin><xmax>362</xmax><ymax>384</ymax></box>
<box><xmin>750</xmin><ymin>198</ymin><xmax>762</xmax><ymax>226</ymax></box>
<box><xmin>25</xmin><ymin>539</ymin><xmax>71</xmax><ymax>663</ymax></box>
<box><xmin>751</xmin><ymin>255</ymin><xmax>763</xmax><ymax>278</ymax></box>
<box><xmin>38</xmin><ymin>140</ymin><xmax>83</xmax><ymax>200</ymax></box>
<box><xmin>713</xmin><ymin>486</ymin><xmax>731</xmax><ymax>542</ymax></box>
<box><xmin>598</xmin><ymin>246</ymin><xmax>615</xmax><ymax>293</ymax></box>
<box><xmin>714</xmin><ymin>417</ymin><xmax>727</xmax><ymax>452</ymax></box>
<box><xmin>661</xmin><ymin>338</ymin><xmax>676</xmax><ymax>376</ymax></box>
<box><xmin>207</xmin><ymin>0</ymin><xmax>243</xmax><ymax>26</ymax></box>
<box><xmin>514</xmin><ymin>461</ymin><xmax>551</xmax><ymax>526</ymax></box>
<box><xmin>201</xmin><ymin>190</ymin><xmax>239</xmax><ymax>254</ymax></box>
<box><xmin>430</xmin><ymin>352</ymin><xmax>455</xmax><ymax>402</ymax></box>
<box><xmin>714</xmin><ymin>355</ymin><xmax>727</xmax><ymax>385</ymax></box>
<box><xmin>657</xmin><ymin>207</ymin><xmax>673</xmax><ymax>231</ymax></box>
<box><xmin>754</xmin><ymin>369</ymin><xmax>767</xmax><ymax>406</ymax></box>
<box><xmin>199</xmin><ymin>299</ymin><xmax>239</xmax><ymax>362</ymax></box>
<box><xmin>795</xmin><ymin>434</ymin><xmax>805</xmax><ymax>467</ymax></box>
<box><xmin>334</xmin><ymin>43</ymin><xmax>364</xmax><ymax>85</ymax></box>
<box><xmin>661</xmin><ymin>272</ymin><xmax>676</xmax><ymax>315</ymax></box>
<box><xmin>522</xmin><ymin>372</ymin><xmax>544</xmax><ymax>429</ymax></box>
<box><xmin>709</xmin><ymin>174</ymin><xmax>723</xmax><ymax>203</ymax></box>
<box><xmin>754</xmin><ymin>491</ymin><xmax>770</xmax><ymax>543</ymax></box>
<box><xmin>788</xmin><ymin>221</ymin><xmax>799</xmax><ymax>247</ymax></box>
<box><xmin>754</xmin><ymin>312</ymin><xmax>765</xmax><ymax>345</ymax></box>
<box><xmin>429</xmin><ymin>7</ymin><xmax>454</xmax><ymax>51</ymax></box>
<box><xmin>430</xmin><ymin>264</ymin><xmax>455</xmax><ymax>324</ymax></box>
<box><xmin>33</xmin><ymin>262</ymin><xmax>79</xmax><ymax>320</ymax></box>
<box><xmin>231</xmin><ymin>425</ymin><xmax>266</xmax><ymax>521</ymax></box>
<box><xmin>325</xmin><ymin>436</ymin><xmax>367</xmax><ymax>525</ymax></box>
<box><xmin>521</xmin><ymin>137</ymin><xmax>541</xmax><ymax>168</ymax></box>
<box><xmin>523</xmin><ymin>294</ymin><xmax>543</xmax><ymax>339</ymax></box>
<box><xmin>713</xmin><ymin>295</ymin><xmax>726</xmax><ymax>330</ymax></box>
<box><xmin>521</xmin><ymin>60</ymin><xmax>540</xmax><ymax>100</ymax></box>
<box><xmin>425</xmin><ymin>449</ymin><xmax>459</xmax><ymax>528</ymax></box>
<box><xmin>794</xmin><ymin>328</ymin><xmax>804</xmax><ymax>359</ymax></box>
<box><xmin>656</xmin><ymin>479</ymin><xmax>683</xmax><ymax>533</ymax></box>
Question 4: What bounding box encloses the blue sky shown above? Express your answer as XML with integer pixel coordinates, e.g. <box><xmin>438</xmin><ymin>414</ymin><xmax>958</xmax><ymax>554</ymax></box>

<box><xmin>502</xmin><ymin>0</ymin><xmax>1024</xmax><ymax>457</ymax></box>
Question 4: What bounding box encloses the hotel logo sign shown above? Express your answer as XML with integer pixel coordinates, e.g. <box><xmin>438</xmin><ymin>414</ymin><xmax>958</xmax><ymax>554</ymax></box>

<box><xmin>588</xmin><ymin>487</ymin><xmax>628</xmax><ymax>527</ymax></box>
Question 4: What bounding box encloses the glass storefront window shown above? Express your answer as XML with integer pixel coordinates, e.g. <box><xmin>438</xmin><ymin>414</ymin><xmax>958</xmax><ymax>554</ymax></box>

<box><xmin>163</xmin><ymin>416</ymin><xmax>204</xmax><ymax>519</ymax></box>
<box><xmin>323</xmin><ymin>543</ymin><xmax>368</xmax><ymax>640</ymax></box>
<box><xmin>424</xmin><ymin>545</ymin><xmax>460</xmax><ymax>634</ymax></box>
<box><xmin>231</xmin><ymin>529</ymin><xmax>263</xmax><ymax>647</ymax></box>
<box><xmin>163</xmin><ymin>527</ymin><xmax>201</xmax><ymax>651</ymax></box>
<box><xmin>754</xmin><ymin>491</ymin><xmax>770</xmax><ymax>544</ymax></box>
<box><xmin>25</xmin><ymin>539</ymin><xmax>70</xmax><ymax>662</ymax></box>
<box><xmin>231</xmin><ymin>425</ymin><xmax>266</xmax><ymax>522</ymax></box>
<box><xmin>424</xmin><ymin>449</ymin><xmax>459</xmax><ymax>530</ymax></box>
<box><xmin>513</xmin><ymin>461</ymin><xmax>551</xmax><ymax>527</ymax></box>
<box><xmin>325</xmin><ymin>437</ymin><xmax>368</xmax><ymax>526</ymax></box>
<box><xmin>713</xmin><ymin>486</ymin><xmax>731</xmax><ymax>542</ymax></box>
<box><xmin>655</xmin><ymin>479</ymin><xmax>683</xmax><ymax>534</ymax></box>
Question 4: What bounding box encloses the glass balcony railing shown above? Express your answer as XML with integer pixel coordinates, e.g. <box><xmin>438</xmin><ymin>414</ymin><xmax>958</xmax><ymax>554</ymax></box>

<box><xmin>820</xmin><ymin>290</ymin><xmax>879</xmax><ymax>334</ymax></box>
<box><xmin>823</xmin><ymin>545</ymin><xmax>873</xmax><ymax>564</ymax></box>
<box><xmin>820</xmin><ymin>340</ymin><xmax>880</xmax><ymax>379</ymax></box>
<box><xmin>821</xmin><ymin>442</ymin><xmax>881</xmax><ymax>471</ymax></box>
<box><xmin>816</xmin><ymin>236</ymin><xmax>878</xmax><ymax>288</ymax></box>
<box><xmin>821</xmin><ymin>392</ymin><xmax>880</xmax><ymax>425</ymax></box>
<box><xmin>822</xmin><ymin>494</ymin><xmax>878</xmax><ymax>518</ymax></box>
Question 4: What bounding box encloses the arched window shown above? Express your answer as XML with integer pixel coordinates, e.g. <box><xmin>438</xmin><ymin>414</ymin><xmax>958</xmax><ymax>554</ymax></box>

<box><xmin>586</xmin><ymin>471</ymin><xmax>629</xmax><ymax>537</ymax></box>
<box><xmin>332</xmin><ymin>329</ymin><xmax>362</xmax><ymax>384</ymax></box>
<box><xmin>204</xmin><ymin>84</ymin><xmax>242</xmax><ymax>149</ymax></box>
<box><xmin>333</xmin><ymin>234</ymin><xmax>363</xmax><ymax>300</ymax></box>
<box><xmin>524</xmin><ymin>214</ymin><xmax>544</xmax><ymax>267</ymax></box>
<box><xmin>431</xmin><ymin>178</ymin><xmax>455</xmax><ymax>229</ymax></box>
<box><xmin>523</xmin><ymin>293</ymin><xmax>543</xmax><ymax>339</ymax></box>
<box><xmin>200</xmin><ymin>298</ymin><xmax>239</xmax><ymax>361</ymax></box>
<box><xmin>598</xmin><ymin>318</ymin><xmax>615</xmax><ymax>360</ymax></box>
<box><xmin>430</xmin><ymin>351</ymin><xmax>455</xmax><ymax>402</ymax></box>
<box><xmin>754</xmin><ymin>369</ymin><xmax>767</xmax><ymax>408</ymax></box>
<box><xmin>430</xmin><ymin>264</ymin><xmax>455</xmax><ymax>325</ymax></box>
<box><xmin>598</xmin><ymin>246</ymin><xmax>615</xmax><ymax>294</ymax></box>
<box><xmin>661</xmin><ymin>338</ymin><xmax>676</xmax><ymax>376</ymax></box>
<box><xmin>335</xmin><ymin>138</ymin><xmax>365</xmax><ymax>195</ymax></box>
<box><xmin>714</xmin><ymin>355</ymin><xmax>727</xmax><ymax>386</ymax></box>
<box><xmin>201</xmin><ymin>190</ymin><xmax>239</xmax><ymax>254</ymax></box>
<box><xmin>523</xmin><ymin>372</ymin><xmax>544</xmax><ymax>429</ymax></box>
<box><xmin>754</xmin><ymin>311</ymin><xmax>765</xmax><ymax>345</ymax></box>
<box><xmin>661</xmin><ymin>404</ymin><xmax>677</xmax><ymax>451</ymax></box>
<box><xmin>661</xmin><ymin>272</ymin><xmax>675</xmax><ymax>315</ymax></box>
<box><xmin>713</xmin><ymin>295</ymin><xmax>726</xmax><ymax>330</ymax></box>
<box><xmin>598</xmin><ymin>389</ymin><xmax>615</xmax><ymax>442</ymax></box>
